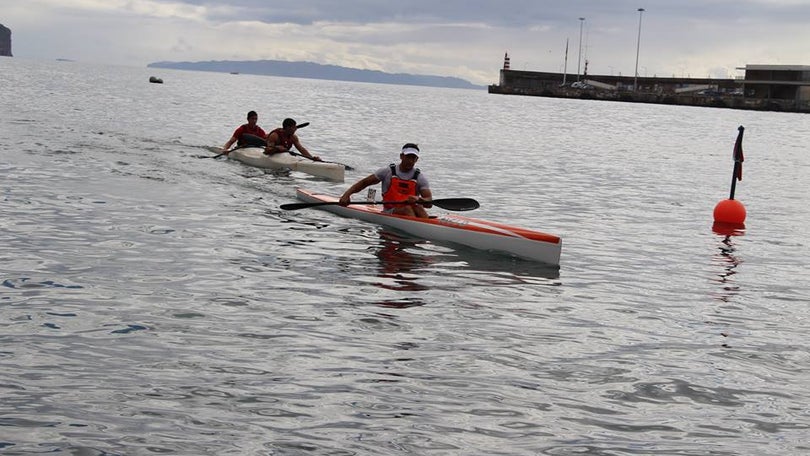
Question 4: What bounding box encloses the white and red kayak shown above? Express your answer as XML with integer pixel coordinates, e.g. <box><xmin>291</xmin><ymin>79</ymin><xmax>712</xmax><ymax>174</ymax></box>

<box><xmin>228</xmin><ymin>147</ymin><xmax>344</xmax><ymax>182</ymax></box>
<box><xmin>292</xmin><ymin>188</ymin><xmax>562</xmax><ymax>265</ymax></box>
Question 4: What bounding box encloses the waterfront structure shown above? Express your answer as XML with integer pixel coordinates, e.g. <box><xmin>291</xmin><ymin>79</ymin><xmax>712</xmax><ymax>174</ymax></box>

<box><xmin>489</xmin><ymin>63</ymin><xmax>810</xmax><ymax>113</ymax></box>
<box><xmin>577</xmin><ymin>17</ymin><xmax>585</xmax><ymax>81</ymax></box>
<box><xmin>633</xmin><ymin>8</ymin><xmax>645</xmax><ymax>92</ymax></box>
<box><xmin>738</xmin><ymin>65</ymin><xmax>810</xmax><ymax>106</ymax></box>
<box><xmin>0</xmin><ymin>23</ymin><xmax>11</xmax><ymax>57</ymax></box>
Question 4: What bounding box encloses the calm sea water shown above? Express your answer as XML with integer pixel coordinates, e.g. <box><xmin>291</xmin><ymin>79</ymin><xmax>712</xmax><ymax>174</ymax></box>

<box><xmin>1</xmin><ymin>57</ymin><xmax>809</xmax><ymax>455</ymax></box>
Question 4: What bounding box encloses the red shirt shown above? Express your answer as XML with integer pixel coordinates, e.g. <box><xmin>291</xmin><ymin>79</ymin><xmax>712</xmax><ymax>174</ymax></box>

<box><xmin>233</xmin><ymin>124</ymin><xmax>267</xmax><ymax>146</ymax></box>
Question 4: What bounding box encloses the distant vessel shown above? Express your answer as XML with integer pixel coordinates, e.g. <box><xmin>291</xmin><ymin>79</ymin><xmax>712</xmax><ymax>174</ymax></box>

<box><xmin>230</xmin><ymin>71</ymin><xmax>239</xmax><ymax>75</ymax></box>
<box><xmin>149</xmin><ymin>76</ymin><xmax>163</xmax><ymax>84</ymax></box>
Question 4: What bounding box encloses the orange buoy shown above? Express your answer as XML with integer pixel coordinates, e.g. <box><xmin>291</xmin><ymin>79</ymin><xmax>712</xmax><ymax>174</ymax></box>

<box><xmin>713</xmin><ymin>126</ymin><xmax>747</xmax><ymax>234</ymax></box>
<box><xmin>713</xmin><ymin>198</ymin><xmax>746</xmax><ymax>224</ymax></box>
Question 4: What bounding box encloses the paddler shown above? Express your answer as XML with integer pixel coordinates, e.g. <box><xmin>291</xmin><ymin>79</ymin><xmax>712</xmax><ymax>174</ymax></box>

<box><xmin>339</xmin><ymin>143</ymin><xmax>433</xmax><ymax>218</ymax></box>
<box><xmin>264</xmin><ymin>118</ymin><xmax>321</xmax><ymax>162</ymax></box>
<box><xmin>221</xmin><ymin>110</ymin><xmax>267</xmax><ymax>153</ymax></box>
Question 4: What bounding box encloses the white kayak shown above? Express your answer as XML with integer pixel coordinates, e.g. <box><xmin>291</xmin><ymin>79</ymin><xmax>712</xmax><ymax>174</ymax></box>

<box><xmin>228</xmin><ymin>147</ymin><xmax>344</xmax><ymax>182</ymax></box>
<box><xmin>292</xmin><ymin>188</ymin><xmax>562</xmax><ymax>265</ymax></box>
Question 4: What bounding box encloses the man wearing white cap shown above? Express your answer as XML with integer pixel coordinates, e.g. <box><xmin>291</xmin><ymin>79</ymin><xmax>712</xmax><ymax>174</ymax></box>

<box><xmin>339</xmin><ymin>143</ymin><xmax>433</xmax><ymax>218</ymax></box>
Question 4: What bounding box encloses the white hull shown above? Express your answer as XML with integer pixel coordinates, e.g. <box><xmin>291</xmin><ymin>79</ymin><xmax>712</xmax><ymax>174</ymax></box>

<box><xmin>229</xmin><ymin>147</ymin><xmax>344</xmax><ymax>182</ymax></box>
<box><xmin>294</xmin><ymin>188</ymin><xmax>562</xmax><ymax>265</ymax></box>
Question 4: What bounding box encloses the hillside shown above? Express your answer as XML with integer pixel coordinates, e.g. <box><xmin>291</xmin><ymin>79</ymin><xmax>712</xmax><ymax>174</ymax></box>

<box><xmin>147</xmin><ymin>59</ymin><xmax>483</xmax><ymax>90</ymax></box>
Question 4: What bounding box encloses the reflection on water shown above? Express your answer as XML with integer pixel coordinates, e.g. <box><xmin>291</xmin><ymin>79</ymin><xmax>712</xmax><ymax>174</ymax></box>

<box><xmin>711</xmin><ymin>234</ymin><xmax>743</xmax><ymax>303</ymax></box>
<box><xmin>712</xmin><ymin>221</ymin><xmax>746</xmax><ymax>237</ymax></box>
<box><xmin>372</xmin><ymin>229</ymin><xmax>561</xmax><ymax>286</ymax></box>
<box><xmin>3</xmin><ymin>58</ymin><xmax>809</xmax><ymax>455</ymax></box>
<box><xmin>710</xmin><ymin>233</ymin><xmax>744</xmax><ymax>349</ymax></box>
<box><xmin>372</xmin><ymin>231</ymin><xmax>433</xmax><ymax>295</ymax></box>
<box><xmin>374</xmin><ymin>231</ymin><xmax>434</xmax><ymax>276</ymax></box>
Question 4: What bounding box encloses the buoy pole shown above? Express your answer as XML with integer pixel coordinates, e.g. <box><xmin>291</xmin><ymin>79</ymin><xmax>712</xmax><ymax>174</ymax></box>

<box><xmin>728</xmin><ymin>126</ymin><xmax>744</xmax><ymax>200</ymax></box>
<box><xmin>712</xmin><ymin>125</ymin><xmax>747</xmax><ymax>232</ymax></box>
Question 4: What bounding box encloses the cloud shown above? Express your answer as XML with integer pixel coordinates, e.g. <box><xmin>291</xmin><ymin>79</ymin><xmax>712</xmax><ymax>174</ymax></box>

<box><xmin>3</xmin><ymin>0</ymin><xmax>810</xmax><ymax>85</ymax></box>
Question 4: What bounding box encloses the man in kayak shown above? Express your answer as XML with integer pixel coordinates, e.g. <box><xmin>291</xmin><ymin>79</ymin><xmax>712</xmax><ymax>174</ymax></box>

<box><xmin>265</xmin><ymin>118</ymin><xmax>321</xmax><ymax>162</ymax></box>
<box><xmin>221</xmin><ymin>111</ymin><xmax>267</xmax><ymax>152</ymax></box>
<box><xmin>339</xmin><ymin>143</ymin><xmax>433</xmax><ymax>218</ymax></box>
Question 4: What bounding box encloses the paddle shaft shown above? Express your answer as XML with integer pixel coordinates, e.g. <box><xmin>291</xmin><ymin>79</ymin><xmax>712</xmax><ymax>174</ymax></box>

<box><xmin>204</xmin><ymin>144</ymin><xmax>250</xmax><ymax>159</ymax></box>
<box><xmin>202</xmin><ymin>132</ymin><xmax>268</xmax><ymax>159</ymax></box>
<box><xmin>287</xmin><ymin>150</ymin><xmax>355</xmax><ymax>171</ymax></box>
<box><xmin>280</xmin><ymin>198</ymin><xmax>479</xmax><ymax>212</ymax></box>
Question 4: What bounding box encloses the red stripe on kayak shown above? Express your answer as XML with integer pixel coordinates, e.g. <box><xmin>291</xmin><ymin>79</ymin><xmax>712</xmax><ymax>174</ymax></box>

<box><xmin>299</xmin><ymin>190</ymin><xmax>561</xmax><ymax>245</ymax></box>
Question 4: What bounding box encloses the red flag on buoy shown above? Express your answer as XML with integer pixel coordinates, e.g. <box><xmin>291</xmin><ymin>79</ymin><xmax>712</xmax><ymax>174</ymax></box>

<box><xmin>733</xmin><ymin>128</ymin><xmax>744</xmax><ymax>181</ymax></box>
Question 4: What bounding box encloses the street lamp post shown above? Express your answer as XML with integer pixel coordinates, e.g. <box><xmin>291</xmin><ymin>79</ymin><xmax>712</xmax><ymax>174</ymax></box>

<box><xmin>634</xmin><ymin>8</ymin><xmax>645</xmax><ymax>91</ymax></box>
<box><xmin>577</xmin><ymin>17</ymin><xmax>585</xmax><ymax>81</ymax></box>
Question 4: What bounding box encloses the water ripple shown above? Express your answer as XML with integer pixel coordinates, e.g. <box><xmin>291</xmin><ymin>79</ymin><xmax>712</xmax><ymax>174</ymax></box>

<box><xmin>1</xmin><ymin>59</ymin><xmax>808</xmax><ymax>455</ymax></box>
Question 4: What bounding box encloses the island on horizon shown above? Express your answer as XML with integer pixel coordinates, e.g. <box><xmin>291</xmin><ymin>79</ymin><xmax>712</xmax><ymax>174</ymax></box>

<box><xmin>147</xmin><ymin>59</ymin><xmax>484</xmax><ymax>90</ymax></box>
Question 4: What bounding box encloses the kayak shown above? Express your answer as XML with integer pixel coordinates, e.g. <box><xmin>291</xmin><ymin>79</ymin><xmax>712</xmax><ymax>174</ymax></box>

<box><xmin>228</xmin><ymin>147</ymin><xmax>344</xmax><ymax>182</ymax></box>
<box><xmin>292</xmin><ymin>188</ymin><xmax>562</xmax><ymax>265</ymax></box>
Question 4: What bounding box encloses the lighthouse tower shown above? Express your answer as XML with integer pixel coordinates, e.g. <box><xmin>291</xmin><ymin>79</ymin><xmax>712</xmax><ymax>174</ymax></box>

<box><xmin>503</xmin><ymin>52</ymin><xmax>510</xmax><ymax>70</ymax></box>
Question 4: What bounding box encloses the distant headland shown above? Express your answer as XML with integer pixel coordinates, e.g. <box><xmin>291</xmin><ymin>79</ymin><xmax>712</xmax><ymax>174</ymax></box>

<box><xmin>147</xmin><ymin>59</ymin><xmax>484</xmax><ymax>90</ymax></box>
<box><xmin>0</xmin><ymin>23</ymin><xmax>12</xmax><ymax>57</ymax></box>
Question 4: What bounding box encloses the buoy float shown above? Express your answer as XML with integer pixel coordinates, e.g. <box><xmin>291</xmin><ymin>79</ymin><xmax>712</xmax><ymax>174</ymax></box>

<box><xmin>713</xmin><ymin>126</ymin><xmax>746</xmax><ymax>234</ymax></box>
<box><xmin>713</xmin><ymin>199</ymin><xmax>746</xmax><ymax>225</ymax></box>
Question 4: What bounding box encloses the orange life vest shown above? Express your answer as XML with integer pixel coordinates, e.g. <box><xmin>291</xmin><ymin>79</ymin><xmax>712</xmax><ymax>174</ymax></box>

<box><xmin>383</xmin><ymin>164</ymin><xmax>420</xmax><ymax>210</ymax></box>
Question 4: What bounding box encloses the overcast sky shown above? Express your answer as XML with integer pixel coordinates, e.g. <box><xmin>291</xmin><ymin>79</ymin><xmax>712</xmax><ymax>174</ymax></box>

<box><xmin>3</xmin><ymin>0</ymin><xmax>808</xmax><ymax>85</ymax></box>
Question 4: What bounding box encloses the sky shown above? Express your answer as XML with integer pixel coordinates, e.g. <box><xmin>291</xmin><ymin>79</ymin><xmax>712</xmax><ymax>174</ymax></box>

<box><xmin>2</xmin><ymin>0</ymin><xmax>809</xmax><ymax>85</ymax></box>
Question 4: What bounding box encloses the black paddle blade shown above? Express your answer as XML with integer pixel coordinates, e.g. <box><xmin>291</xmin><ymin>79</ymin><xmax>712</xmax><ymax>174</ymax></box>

<box><xmin>430</xmin><ymin>198</ymin><xmax>480</xmax><ymax>211</ymax></box>
<box><xmin>280</xmin><ymin>198</ymin><xmax>479</xmax><ymax>212</ymax></box>
<box><xmin>242</xmin><ymin>134</ymin><xmax>266</xmax><ymax>147</ymax></box>
<box><xmin>280</xmin><ymin>202</ymin><xmax>342</xmax><ymax>211</ymax></box>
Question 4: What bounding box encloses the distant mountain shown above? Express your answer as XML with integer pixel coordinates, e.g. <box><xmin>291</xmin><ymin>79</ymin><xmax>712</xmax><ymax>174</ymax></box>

<box><xmin>147</xmin><ymin>59</ymin><xmax>483</xmax><ymax>90</ymax></box>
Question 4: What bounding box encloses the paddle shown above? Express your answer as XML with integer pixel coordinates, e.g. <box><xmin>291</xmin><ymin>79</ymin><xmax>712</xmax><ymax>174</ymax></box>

<box><xmin>203</xmin><ymin>144</ymin><xmax>254</xmax><ymax>159</ymax></box>
<box><xmin>204</xmin><ymin>148</ymin><xmax>235</xmax><ymax>160</ymax></box>
<box><xmin>286</xmin><ymin>150</ymin><xmax>355</xmax><ymax>171</ymax></box>
<box><xmin>280</xmin><ymin>198</ymin><xmax>480</xmax><ymax>212</ymax></box>
<box><xmin>202</xmin><ymin>130</ymin><xmax>270</xmax><ymax>159</ymax></box>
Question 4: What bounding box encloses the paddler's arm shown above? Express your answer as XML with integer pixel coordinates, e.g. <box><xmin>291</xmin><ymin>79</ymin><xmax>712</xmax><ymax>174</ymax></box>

<box><xmin>221</xmin><ymin>135</ymin><xmax>237</xmax><ymax>153</ymax></box>
<box><xmin>339</xmin><ymin>175</ymin><xmax>381</xmax><ymax>206</ymax></box>
<box><xmin>292</xmin><ymin>135</ymin><xmax>321</xmax><ymax>161</ymax></box>
<box><xmin>264</xmin><ymin>131</ymin><xmax>285</xmax><ymax>155</ymax></box>
<box><xmin>418</xmin><ymin>188</ymin><xmax>433</xmax><ymax>208</ymax></box>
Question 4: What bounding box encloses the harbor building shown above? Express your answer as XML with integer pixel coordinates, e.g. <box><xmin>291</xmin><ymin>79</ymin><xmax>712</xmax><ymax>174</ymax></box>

<box><xmin>489</xmin><ymin>55</ymin><xmax>810</xmax><ymax>113</ymax></box>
